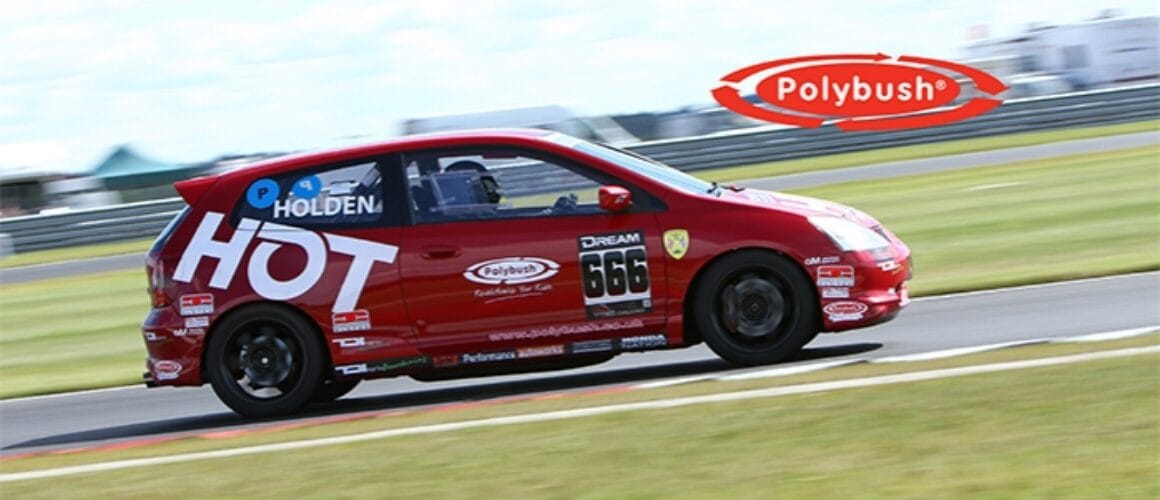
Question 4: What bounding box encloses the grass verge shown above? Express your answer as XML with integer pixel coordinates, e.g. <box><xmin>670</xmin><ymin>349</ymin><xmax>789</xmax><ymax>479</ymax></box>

<box><xmin>0</xmin><ymin>145</ymin><xmax>1157</xmax><ymax>399</ymax></box>
<box><xmin>0</xmin><ymin>239</ymin><xmax>154</xmax><ymax>270</ymax></box>
<box><xmin>2</xmin><ymin>336</ymin><xmax>1156</xmax><ymax>497</ymax></box>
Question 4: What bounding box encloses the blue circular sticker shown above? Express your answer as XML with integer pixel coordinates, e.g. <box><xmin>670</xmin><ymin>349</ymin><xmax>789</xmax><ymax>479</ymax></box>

<box><xmin>291</xmin><ymin>175</ymin><xmax>322</xmax><ymax>199</ymax></box>
<box><xmin>246</xmin><ymin>178</ymin><xmax>280</xmax><ymax>209</ymax></box>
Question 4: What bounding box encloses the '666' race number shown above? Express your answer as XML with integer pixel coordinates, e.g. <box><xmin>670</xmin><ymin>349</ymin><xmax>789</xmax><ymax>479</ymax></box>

<box><xmin>578</xmin><ymin>230</ymin><xmax>652</xmax><ymax>319</ymax></box>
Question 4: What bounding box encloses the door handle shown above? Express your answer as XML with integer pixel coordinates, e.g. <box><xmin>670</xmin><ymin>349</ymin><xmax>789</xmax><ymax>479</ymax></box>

<box><xmin>420</xmin><ymin>245</ymin><xmax>462</xmax><ymax>260</ymax></box>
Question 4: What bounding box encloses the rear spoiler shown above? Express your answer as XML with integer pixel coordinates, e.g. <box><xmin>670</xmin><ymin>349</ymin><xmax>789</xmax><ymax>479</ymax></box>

<box><xmin>174</xmin><ymin>175</ymin><xmax>219</xmax><ymax>206</ymax></box>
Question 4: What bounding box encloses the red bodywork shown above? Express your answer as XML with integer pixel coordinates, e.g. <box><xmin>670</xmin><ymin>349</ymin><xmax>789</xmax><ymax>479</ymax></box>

<box><xmin>141</xmin><ymin>129</ymin><xmax>910</xmax><ymax>387</ymax></box>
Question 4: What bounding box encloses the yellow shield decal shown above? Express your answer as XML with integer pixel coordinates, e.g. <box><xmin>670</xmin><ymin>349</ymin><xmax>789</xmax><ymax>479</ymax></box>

<box><xmin>663</xmin><ymin>229</ymin><xmax>690</xmax><ymax>260</ymax></box>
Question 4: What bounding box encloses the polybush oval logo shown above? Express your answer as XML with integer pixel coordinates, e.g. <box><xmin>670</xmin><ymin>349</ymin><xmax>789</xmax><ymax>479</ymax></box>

<box><xmin>712</xmin><ymin>53</ymin><xmax>1007</xmax><ymax>131</ymax></box>
<box><xmin>464</xmin><ymin>257</ymin><xmax>561</xmax><ymax>285</ymax></box>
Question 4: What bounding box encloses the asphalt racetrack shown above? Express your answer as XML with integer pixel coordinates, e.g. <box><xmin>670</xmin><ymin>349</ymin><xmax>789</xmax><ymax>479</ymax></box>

<box><xmin>1</xmin><ymin>131</ymin><xmax>1157</xmax><ymax>456</ymax></box>
<box><xmin>2</xmin><ymin>272</ymin><xmax>1157</xmax><ymax>455</ymax></box>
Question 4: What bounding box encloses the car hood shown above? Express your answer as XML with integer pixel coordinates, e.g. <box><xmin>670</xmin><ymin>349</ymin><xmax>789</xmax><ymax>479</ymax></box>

<box><xmin>721</xmin><ymin>188</ymin><xmax>879</xmax><ymax>226</ymax></box>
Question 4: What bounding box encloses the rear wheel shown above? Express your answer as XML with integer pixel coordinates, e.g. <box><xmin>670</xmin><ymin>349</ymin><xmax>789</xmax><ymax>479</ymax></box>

<box><xmin>206</xmin><ymin>305</ymin><xmax>324</xmax><ymax>418</ymax></box>
<box><xmin>693</xmin><ymin>251</ymin><xmax>819</xmax><ymax>366</ymax></box>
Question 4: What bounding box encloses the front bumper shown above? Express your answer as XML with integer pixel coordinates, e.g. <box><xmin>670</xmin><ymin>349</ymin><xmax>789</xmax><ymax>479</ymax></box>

<box><xmin>817</xmin><ymin>251</ymin><xmax>912</xmax><ymax>332</ymax></box>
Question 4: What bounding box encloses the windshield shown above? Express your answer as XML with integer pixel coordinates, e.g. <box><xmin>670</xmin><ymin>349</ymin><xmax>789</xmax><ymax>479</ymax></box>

<box><xmin>550</xmin><ymin>134</ymin><xmax>715</xmax><ymax>194</ymax></box>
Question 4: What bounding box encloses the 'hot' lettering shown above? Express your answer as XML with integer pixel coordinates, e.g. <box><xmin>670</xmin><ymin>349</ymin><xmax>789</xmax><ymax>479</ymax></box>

<box><xmin>172</xmin><ymin>211</ymin><xmax>398</xmax><ymax>312</ymax></box>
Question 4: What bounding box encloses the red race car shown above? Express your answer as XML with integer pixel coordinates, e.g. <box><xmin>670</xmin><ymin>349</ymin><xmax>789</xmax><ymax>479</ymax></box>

<box><xmin>141</xmin><ymin>129</ymin><xmax>911</xmax><ymax>417</ymax></box>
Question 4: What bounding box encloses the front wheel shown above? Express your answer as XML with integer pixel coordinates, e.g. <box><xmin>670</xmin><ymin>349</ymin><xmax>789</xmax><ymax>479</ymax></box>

<box><xmin>206</xmin><ymin>305</ymin><xmax>325</xmax><ymax>418</ymax></box>
<box><xmin>693</xmin><ymin>251</ymin><xmax>819</xmax><ymax>366</ymax></box>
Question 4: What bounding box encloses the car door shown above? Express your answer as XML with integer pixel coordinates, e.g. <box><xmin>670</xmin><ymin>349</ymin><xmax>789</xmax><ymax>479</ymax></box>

<box><xmin>397</xmin><ymin>146</ymin><xmax>668</xmax><ymax>364</ymax></box>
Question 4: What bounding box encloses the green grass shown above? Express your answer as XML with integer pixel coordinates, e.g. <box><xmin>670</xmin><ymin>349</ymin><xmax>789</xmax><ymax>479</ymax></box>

<box><xmin>0</xmin><ymin>145</ymin><xmax>1157</xmax><ymax>399</ymax></box>
<box><xmin>702</xmin><ymin>119</ymin><xmax>1159</xmax><ymax>182</ymax></box>
<box><xmin>0</xmin><ymin>271</ymin><xmax>149</xmax><ymax>398</ymax></box>
<box><xmin>2</xmin><ymin>340</ymin><xmax>1156</xmax><ymax>497</ymax></box>
<box><xmin>0</xmin><ymin>120</ymin><xmax>1155</xmax><ymax>270</ymax></box>
<box><xmin>0</xmin><ymin>238</ymin><xmax>154</xmax><ymax>269</ymax></box>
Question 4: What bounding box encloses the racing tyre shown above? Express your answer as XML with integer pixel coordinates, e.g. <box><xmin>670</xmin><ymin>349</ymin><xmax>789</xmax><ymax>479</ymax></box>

<box><xmin>311</xmin><ymin>379</ymin><xmax>360</xmax><ymax>404</ymax></box>
<box><xmin>694</xmin><ymin>251</ymin><xmax>819</xmax><ymax>366</ymax></box>
<box><xmin>207</xmin><ymin>305</ymin><xmax>325</xmax><ymax>418</ymax></box>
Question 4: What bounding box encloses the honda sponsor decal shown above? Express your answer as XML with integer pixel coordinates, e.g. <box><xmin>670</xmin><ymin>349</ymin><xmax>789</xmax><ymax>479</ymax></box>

<box><xmin>619</xmin><ymin>334</ymin><xmax>668</xmax><ymax>350</ymax></box>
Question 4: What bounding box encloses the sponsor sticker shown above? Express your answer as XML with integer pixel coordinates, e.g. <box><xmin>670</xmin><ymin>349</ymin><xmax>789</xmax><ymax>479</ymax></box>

<box><xmin>154</xmin><ymin>360</ymin><xmax>182</xmax><ymax>380</ymax></box>
<box><xmin>143</xmin><ymin>331</ymin><xmax>165</xmax><ymax>342</ymax></box>
<box><xmin>823</xmin><ymin>301</ymin><xmax>869</xmax><ymax>322</ymax></box>
<box><xmin>517</xmin><ymin>345</ymin><xmax>566</xmax><ymax>359</ymax></box>
<box><xmin>571</xmin><ymin>339</ymin><xmax>615</xmax><ymax>354</ymax></box>
<box><xmin>878</xmin><ymin>260</ymin><xmax>901</xmax><ymax>272</ymax></box>
<box><xmin>247</xmin><ymin>175</ymin><xmax>378</xmax><ymax>221</ymax></box>
<box><xmin>619</xmin><ymin>334</ymin><xmax>668</xmax><ymax>350</ymax></box>
<box><xmin>179</xmin><ymin>294</ymin><xmax>214</xmax><ymax>316</ymax></box>
<box><xmin>332</xmin><ymin>337</ymin><xmax>367</xmax><ymax>348</ymax></box>
<box><xmin>663</xmin><ymin>229</ymin><xmax>690</xmax><ymax>260</ymax></box>
<box><xmin>170</xmin><ymin>328</ymin><xmax>205</xmax><ymax>337</ymax></box>
<box><xmin>712</xmin><ymin>53</ymin><xmax>1005</xmax><ymax>131</ymax></box>
<box><xmin>185</xmin><ymin>316</ymin><xmax>210</xmax><ymax>328</ymax></box>
<box><xmin>821</xmin><ymin>287</ymin><xmax>850</xmax><ymax>299</ymax></box>
<box><xmin>488</xmin><ymin>318</ymin><xmax>645</xmax><ymax>342</ymax></box>
<box><xmin>804</xmin><ymin>256</ymin><xmax>840</xmax><ymax>266</ymax></box>
<box><xmin>464</xmin><ymin>257</ymin><xmax>560</xmax><ymax>286</ymax></box>
<box><xmin>461</xmin><ymin>351</ymin><xmax>518</xmax><ymax>364</ymax></box>
<box><xmin>817</xmin><ymin>265</ymin><xmax>855</xmax><ymax>287</ymax></box>
<box><xmin>432</xmin><ymin>354</ymin><xmax>459</xmax><ymax>368</ymax></box>
<box><xmin>333</xmin><ymin>309</ymin><xmax>371</xmax><ymax>333</ymax></box>
<box><xmin>578</xmin><ymin>230</ymin><xmax>653</xmax><ymax>319</ymax></box>
<box><xmin>335</xmin><ymin>356</ymin><xmax>428</xmax><ymax>376</ymax></box>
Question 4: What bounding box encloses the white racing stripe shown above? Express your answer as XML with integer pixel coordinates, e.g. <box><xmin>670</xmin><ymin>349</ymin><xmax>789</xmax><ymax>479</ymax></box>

<box><xmin>3</xmin><ymin>345</ymin><xmax>1157</xmax><ymax>483</ymax></box>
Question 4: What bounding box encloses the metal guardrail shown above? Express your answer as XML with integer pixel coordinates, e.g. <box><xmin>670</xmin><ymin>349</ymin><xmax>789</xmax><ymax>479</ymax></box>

<box><xmin>1</xmin><ymin>84</ymin><xmax>1157</xmax><ymax>253</ymax></box>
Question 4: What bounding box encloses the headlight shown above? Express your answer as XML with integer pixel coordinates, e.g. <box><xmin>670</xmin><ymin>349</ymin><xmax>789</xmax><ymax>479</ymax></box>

<box><xmin>808</xmin><ymin>216</ymin><xmax>891</xmax><ymax>251</ymax></box>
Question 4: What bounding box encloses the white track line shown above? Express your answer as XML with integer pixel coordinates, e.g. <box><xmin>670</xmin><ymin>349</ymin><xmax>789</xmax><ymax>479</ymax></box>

<box><xmin>3</xmin><ymin>345</ymin><xmax>1157</xmax><ymax>483</ymax></box>
<box><xmin>872</xmin><ymin>339</ymin><xmax>1052</xmax><ymax>363</ymax></box>
<box><xmin>1054</xmin><ymin>326</ymin><xmax>1159</xmax><ymax>343</ymax></box>
<box><xmin>717</xmin><ymin>358</ymin><xmax>867</xmax><ymax>381</ymax></box>
<box><xmin>912</xmin><ymin>271</ymin><xmax>1158</xmax><ymax>302</ymax></box>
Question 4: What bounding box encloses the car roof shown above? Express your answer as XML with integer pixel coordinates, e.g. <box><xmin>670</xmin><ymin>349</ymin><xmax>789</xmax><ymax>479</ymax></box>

<box><xmin>222</xmin><ymin>128</ymin><xmax>556</xmax><ymax>180</ymax></box>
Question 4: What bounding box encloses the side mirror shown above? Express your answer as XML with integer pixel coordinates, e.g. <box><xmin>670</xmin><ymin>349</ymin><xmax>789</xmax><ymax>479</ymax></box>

<box><xmin>598</xmin><ymin>185</ymin><xmax>633</xmax><ymax>213</ymax></box>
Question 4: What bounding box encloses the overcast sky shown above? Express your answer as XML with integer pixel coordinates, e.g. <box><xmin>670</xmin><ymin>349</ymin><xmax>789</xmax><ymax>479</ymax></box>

<box><xmin>1</xmin><ymin>0</ymin><xmax>1155</xmax><ymax>173</ymax></box>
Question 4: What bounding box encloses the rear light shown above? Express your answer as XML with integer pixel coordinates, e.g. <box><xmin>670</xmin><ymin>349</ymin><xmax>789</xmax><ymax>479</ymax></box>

<box><xmin>148</xmin><ymin>261</ymin><xmax>171</xmax><ymax>307</ymax></box>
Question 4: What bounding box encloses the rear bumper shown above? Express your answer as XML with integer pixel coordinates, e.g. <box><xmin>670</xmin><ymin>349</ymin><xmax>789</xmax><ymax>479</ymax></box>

<box><xmin>141</xmin><ymin>307</ymin><xmax>207</xmax><ymax>387</ymax></box>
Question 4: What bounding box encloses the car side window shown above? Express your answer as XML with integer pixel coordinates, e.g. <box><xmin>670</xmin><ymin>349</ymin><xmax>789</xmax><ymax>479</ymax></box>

<box><xmin>403</xmin><ymin>148</ymin><xmax>615</xmax><ymax>224</ymax></box>
<box><xmin>236</xmin><ymin>157</ymin><xmax>399</xmax><ymax>227</ymax></box>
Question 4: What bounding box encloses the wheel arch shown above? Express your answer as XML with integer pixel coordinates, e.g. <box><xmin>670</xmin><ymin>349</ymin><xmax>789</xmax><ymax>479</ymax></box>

<box><xmin>200</xmin><ymin>300</ymin><xmax>334</xmax><ymax>381</ymax></box>
<box><xmin>680</xmin><ymin>246</ymin><xmax>817</xmax><ymax>346</ymax></box>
